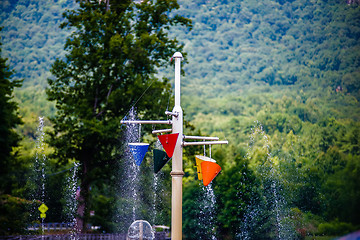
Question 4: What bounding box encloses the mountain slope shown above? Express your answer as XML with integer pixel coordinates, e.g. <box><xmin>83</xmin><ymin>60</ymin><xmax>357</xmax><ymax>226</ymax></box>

<box><xmin>175</xmin><ymin>0</ymin><xmax>360</xmax><ymax>92</ymax></box>
<box><xmin>0</xmin><ymin>0</ymin><xmax>77</xmax><ymax>88</ymax></box>
<box><xmin>1</xmin><ymin>0</ymin><xmax>359</xmax><ymax>135</ymax></box>
<box><xmin>169</xmin><ymin>0</ymin><xmax>360</xmax><ymax>124</ymax></box>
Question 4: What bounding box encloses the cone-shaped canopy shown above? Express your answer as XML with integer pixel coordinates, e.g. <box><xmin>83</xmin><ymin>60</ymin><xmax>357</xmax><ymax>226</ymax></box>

<box><xmin>195</xmin><ymin>155</ymin><xmax>216</xmax><ymax>181</ymax></box>
<box><xmin>201</xmin><ymin>161</ymin><xmax>221</xmax><ymax>186</ymax></box>
<box><xmin>153</xmin><ymin>149</ymin><xmax>171</xmax><ymax>173</ymax></box>
<box><xmin>128</xmin><ymin>143</ymin><xmax>149</xmax><ymax>166</ymax></box>
<box><xmin>157</xmin><ymin>133</ymin><xmax>179</xmax><ymax>158</ymax></box>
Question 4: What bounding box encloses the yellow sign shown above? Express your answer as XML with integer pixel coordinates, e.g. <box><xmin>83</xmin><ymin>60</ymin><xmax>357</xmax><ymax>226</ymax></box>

<box><xmin>40</xmin><ymin>213</ymin><xmax>46</xmax><ymax>219</ymax></box>
<box><xmin>38</xmin><ymin>203</ymin><xmax>48</xmax><ymax>213</ymax></box>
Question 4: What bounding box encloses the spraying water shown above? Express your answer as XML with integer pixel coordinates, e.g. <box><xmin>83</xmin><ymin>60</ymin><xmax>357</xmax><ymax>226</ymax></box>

<box><xmin>193</xmin><ymin>145</ymin><xmax>218</xmax><ymax>239</ymax></box>
<box><xmin>203</xmin><ymin>184</ymin><xmax>217</xmax><ymax>240</ymax></box>
<box><xmin>152</xmin><ymin>139</ymin><xmax>162</xmax><ymax>224</ymax></box>
<box><xmin>115</xmin><ymin>107</ymin><xmax>141</xmax><ymax>232</ymax></box>
<box><xmin>63</xmin><ymin>162</ymin><xmax>79</xmax><ymax>236</ymax></box>
<box><xmin>152</xmin><ymin>172</ymin><xmax>159</xmax><ymax>224</ymax></box>
<box><xmin>152</xmin><ymin>139</ymin><xmax>167</xmax><ymax>225</ymax></box>
<box><xmin>238</xmin><ymin>121</ymin><xmax>296</xmax><ymax>239</ymax></box>
<box><xmin>29</xmin><ymin>117</ymin><xmax>47</xmax><ymax>233</ymax></box>
<box><xmin>125</xmin><ymin>107</ymin><xmax>141</xmax><ymax>221</ymax></box>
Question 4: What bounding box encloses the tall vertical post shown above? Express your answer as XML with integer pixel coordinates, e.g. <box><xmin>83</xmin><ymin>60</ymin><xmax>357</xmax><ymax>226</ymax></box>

<box><xmin>171</xmin><ymin>52</ymin><xmax>184</xmax><ymax>240</ymax></box>
<box><xmin>120</xmin><ymin>52</ymin><xmax>228</xmax><ymax>239</ymax></box>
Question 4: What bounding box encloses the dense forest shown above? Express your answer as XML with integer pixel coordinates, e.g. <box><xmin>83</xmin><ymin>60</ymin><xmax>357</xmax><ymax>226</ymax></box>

<box><xmin>0</xmin><ymin>0</ymin><xmax>359</xmax><ymax>239</ymax></box>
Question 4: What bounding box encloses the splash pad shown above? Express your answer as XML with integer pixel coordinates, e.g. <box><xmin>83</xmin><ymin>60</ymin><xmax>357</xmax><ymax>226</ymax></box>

<box><xmin>121</xmin><ymin>52</ymin><xmax>228</xmax><ymax>240</ymax></box>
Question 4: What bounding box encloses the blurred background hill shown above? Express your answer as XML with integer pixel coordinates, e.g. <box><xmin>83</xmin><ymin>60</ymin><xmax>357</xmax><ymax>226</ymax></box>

<box><xmin>1</xmin><ymin>0</ymin><xmax>359</xmax><ymax>134</ymax></box>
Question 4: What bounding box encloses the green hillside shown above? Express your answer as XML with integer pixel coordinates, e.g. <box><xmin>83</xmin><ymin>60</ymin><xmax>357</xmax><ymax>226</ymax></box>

<box><xmin>166</xmin><ymin>0</ymin><xmax>360</xmax><ymax>160</ymax></box>
<box><xmin>1</xmin><ymin>0</ymin><xmax>360</xmax><ymax>238</ymax></box>
<box><xmin>173</xmin><ymin>0</ymin><xmax>360</xmax><ymax>121</ymax></box>
<box><xmin>1</xmin><ymin>0</ymin><xmax>359</xmax><ymax>121</ymax></box>
<box><xmin>0</xmin><ymin>0</ymin><xmax>77</xmax><ymax>88</ymax></box>
<box><xmin>0</xmin><ymin>0</ymin><xmax>77</xmax><ymax>121</ymax></box>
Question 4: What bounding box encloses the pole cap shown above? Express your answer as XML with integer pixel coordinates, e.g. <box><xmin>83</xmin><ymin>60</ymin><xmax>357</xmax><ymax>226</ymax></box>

<box><xmin>171</xmin><ymin>52</ymin><xmax>183</xmax><ymax>61</ymax></box>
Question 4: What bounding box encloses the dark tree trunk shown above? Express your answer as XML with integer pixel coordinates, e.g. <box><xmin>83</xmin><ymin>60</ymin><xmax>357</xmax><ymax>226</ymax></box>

<box><xmin>76</xmin><ymin>149</ymin><xmax>91</xmax><ymax>233</ymax></box>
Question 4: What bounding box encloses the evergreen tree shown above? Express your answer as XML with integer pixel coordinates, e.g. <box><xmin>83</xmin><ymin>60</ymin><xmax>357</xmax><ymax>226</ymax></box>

<box><xmin>0</xmin><ymin>28</ymin><xmax>23</xmax><ymax>194</ymax></box>
<box><xmin>47</xmin><ymin>0</ymin><xmax>191</xmax><ymax>232</ymax></box>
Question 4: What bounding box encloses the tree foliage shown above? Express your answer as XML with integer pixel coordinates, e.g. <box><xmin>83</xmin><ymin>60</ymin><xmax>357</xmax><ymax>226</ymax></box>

<box><xmin>0</xmin><ymin>29</ymin><xmax>27</xmax><ymax>236</ymax></box>
<box><xmin>0</xmin><ymin>0</ymin><xmax>77</xmax><ymax>88</ymax></box>
<box><xmin>47</xmin><ymin>0</ymin><xmax>191</xmax><ymax>232</ymax></box>
<box><xmin>0</xmin><ymin>29</ymin><xmax>23</xmax><ymax>194</ymax></box>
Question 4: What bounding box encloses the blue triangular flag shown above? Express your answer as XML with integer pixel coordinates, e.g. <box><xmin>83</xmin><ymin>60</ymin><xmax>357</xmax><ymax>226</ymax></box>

<box><xmin>129</xmin><ymin>143</ymin><xmax>149</xmax><ymax>166</ymax></box>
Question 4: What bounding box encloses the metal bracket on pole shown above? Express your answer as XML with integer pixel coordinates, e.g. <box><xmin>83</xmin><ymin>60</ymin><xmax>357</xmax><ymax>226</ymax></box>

<box><xmin>183</xmin><ymin>140</ymin><xmax>229</xmax><ymax>146</ymax></box>
<box><xmin>120</xmin><ymin>120</ymin><xmax>172</xmax><ymax>125</ymax></box>
<box><xmin>165</xmin><ymin>110</ymin><xmax>179</xmax><ymax>118</ymax></box>
<box><xmin>152</xmin><ymin>129</ymin><xmax>172</xmax><ymax>134</ymax></box>
<box><xmin>183</xmin><ymin>135</ymin><xmax>219</xmax><ymax>141</ymax></box>
<box><xmin>182</xmin><ymin>135</ymin><xmax>228</xmax><ymax>147</ymax></box>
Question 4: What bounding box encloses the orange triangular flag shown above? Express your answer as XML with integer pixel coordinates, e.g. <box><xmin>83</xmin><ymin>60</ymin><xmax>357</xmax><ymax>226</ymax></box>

<box><xmin>195</xmin><ymin>155</ymin><xmax>216</xmax><ymax>181</ymax></box>
<box><xmin>158</xmin><ymin>133</ymin><xmax>179</xmax><ymax>158</ymax></box>
<box><xmin>201</xmin><ymin>161</ymin><xmax>221</xmax><ymax>186</ymax></box>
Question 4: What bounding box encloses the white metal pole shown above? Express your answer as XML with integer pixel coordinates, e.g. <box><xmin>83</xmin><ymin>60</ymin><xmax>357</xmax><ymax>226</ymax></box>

<box><xmin>171</xmin><ymin>52</ymin><xmax>184</xmax><ymax>240</ymax></box>
<box><xmin>173</xmin><ymin>52</ymin><xmax>182</xmax><ymax>107</ymax></box>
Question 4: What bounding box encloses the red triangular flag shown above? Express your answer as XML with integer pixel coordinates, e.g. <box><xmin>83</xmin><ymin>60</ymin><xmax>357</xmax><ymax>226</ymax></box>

<box><xmin>158</xmin><ymin>133</ymin><xmax>179</xmax><ymax>158</ymax></box>
<box><xmin>201</xmin><ymin>161</ymin><xmax>221</xmax><ymax>186</ymax></box>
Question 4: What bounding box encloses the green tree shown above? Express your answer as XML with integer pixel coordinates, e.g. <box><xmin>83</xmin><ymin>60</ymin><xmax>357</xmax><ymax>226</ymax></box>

<box><xmin>183</xmin><ymin>182</ymin><xmax>211</xmax><ymax>240</ymax></box>
<box><xmin>0</xmin><ymin>28</ymin><xmax>25</xmax><ymax>235</ymax></box>
<box><xmin>0</xmin><ymin>29</ymin><xmax>23</xmax><ymax>195</ymax></box>
<box><xmin>214</xmin><ymin>156</ymin><xmax>257</xmax><ymax>239</ymax></box>
<box><xmin>47</xmin><ymin>0</ymin><xmax>191</xmax><ymax>232</ymax></box>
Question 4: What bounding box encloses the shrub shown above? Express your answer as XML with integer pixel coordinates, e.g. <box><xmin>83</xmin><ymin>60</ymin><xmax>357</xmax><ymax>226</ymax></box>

<box><xmin>317</xmin><ymin>219</ymin><xmax>356</xmax><ymax>236</ymax></box>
